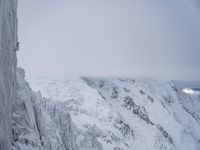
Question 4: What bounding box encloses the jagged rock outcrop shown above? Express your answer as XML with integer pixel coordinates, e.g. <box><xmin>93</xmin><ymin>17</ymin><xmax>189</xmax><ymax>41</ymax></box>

<box><xmin>0</xmin><ymin>0</ymin><xmax>18</xmax><ymax>149</ymax></box>
<box><xmin>12</xmin><ymin>68</ymin><xmax>104</xmax><ymax>150</ymax></box>
<box><xmin>12</xmin><ymin>68</ymin><xmax>45</xmax><ymax>150</ymax></box>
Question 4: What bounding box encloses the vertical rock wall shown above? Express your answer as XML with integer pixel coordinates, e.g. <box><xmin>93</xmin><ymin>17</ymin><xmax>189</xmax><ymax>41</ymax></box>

<box><xmin>0</xmin><ymin>0</ymin><xmax>18</xmax><ymax>149</ymax></box>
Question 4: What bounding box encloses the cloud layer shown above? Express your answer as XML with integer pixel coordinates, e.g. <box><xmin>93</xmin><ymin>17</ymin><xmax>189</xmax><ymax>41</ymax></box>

<box><xmin>17</xmin><ymin>0</ymin><xmax>200</xmax><ymax>80</ymax></box>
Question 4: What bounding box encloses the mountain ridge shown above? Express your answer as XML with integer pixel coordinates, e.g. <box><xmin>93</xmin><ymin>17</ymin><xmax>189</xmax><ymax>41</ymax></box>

<box><xmin>27</xmin><ymin>77</ymin><xmax>200</xmax><ymax>150</ymax></box>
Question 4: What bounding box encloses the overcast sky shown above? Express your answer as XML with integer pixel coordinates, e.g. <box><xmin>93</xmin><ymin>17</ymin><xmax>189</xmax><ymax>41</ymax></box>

<box><xmin>17</xmin><ymin>0</ymin><xmax>200</xmax><ymax>80</ymax></box>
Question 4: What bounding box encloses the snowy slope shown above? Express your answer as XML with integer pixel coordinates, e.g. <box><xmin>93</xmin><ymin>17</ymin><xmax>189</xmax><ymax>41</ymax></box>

<box><xmin>28</xmin><ymin>77</ymin><xmax>200</xmax><ymax>150</ymax></box>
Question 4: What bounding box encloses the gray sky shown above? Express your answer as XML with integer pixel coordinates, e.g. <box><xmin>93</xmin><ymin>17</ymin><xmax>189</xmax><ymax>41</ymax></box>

<box><xmin>17</xmin><ymin>0</ymin><xmax>200</xmax><ymax>80</ymax></box>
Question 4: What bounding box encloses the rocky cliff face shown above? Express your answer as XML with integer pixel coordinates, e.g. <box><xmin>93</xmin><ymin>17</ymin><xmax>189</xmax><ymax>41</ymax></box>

<box><xmin>0</xmin><ymin>1</ymin><xmax>103</xmax><ymax>149</ymax></box>
<box><xmin>12</xmin><ymin>68</ymin><xmax>79</xmax><ymax>150</ymax></box>
<box><xmin>12</xmin><ymin>68</ymin><xmax>103</xmax><ymax>150</ymax></box>
<box><xmin>0</xmin><ymin>0</ymin><xmax>18</xmax><ymax>149</ymax></box>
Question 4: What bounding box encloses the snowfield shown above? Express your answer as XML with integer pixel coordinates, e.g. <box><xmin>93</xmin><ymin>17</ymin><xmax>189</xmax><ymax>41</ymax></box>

<box><xmin>26</xmin><ymin>77</ymin><xmax>200</xmax><ymax>150</ymax></box>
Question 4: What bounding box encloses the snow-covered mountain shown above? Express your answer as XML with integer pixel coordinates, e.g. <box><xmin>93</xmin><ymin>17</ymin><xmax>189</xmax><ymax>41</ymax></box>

<box><xmin>1</xmin><ymin>1</ymin><xmax>200</xmax><ymax>149</ymax></box>
<box><xmin>27</xmin><ymin>77</ymin><xmax>200</xmax><ymax>150</ymax></box>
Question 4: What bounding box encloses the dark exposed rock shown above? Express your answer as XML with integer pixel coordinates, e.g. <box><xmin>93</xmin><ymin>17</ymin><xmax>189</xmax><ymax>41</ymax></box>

<box><xmin>99</xmin><ymin>92</ymin><xmax>107</xmax><ymax>101</ymax></box>
<box><xmin>156</xmin><ymin>125</ymin><xmax>174</xmax><ymax>144</ymax></box>
<box><xmin>147</xmin><ymin>95</ymin><xmax>154</xmax><ymax>103</ymax></box>
<box><xmin>114</xmin><ymin>147</ymin><xmax>122</xmax><ymax>150</ymax></box>
<box><xmin>123</xmin><ymin>96</ymin><xmax>151</xmax><ymax>124</ymax></box>
<box><xmin>123</xmin><ymin>87</ymin><xmax>131</xmax><ymax>93</ymax></box>
<box><xmin>139</xmin><ymin>90</ymin><xmax>146</xmax><ymax>95</ymax></box>
<box><xmin>123</xmin><ymin>96</ymin><xmax>136</xmax><ymax>110</ymax></box>
<box><xmin>162</xmin><ymin>95</ymin><xmax>174</xmax><ymax>104</ymax></box>
<box><xmin>132</xmin><ymin>105</ymin><xmax>140</xmax><ymax>115</ymax></box>
<box><xmin>15</xmin><ymin>42</ymin><xmax>19</xmax><ymax>51</ymax></box>
<box><xmin>114</xmin><ymin>119</ymin><xmax>134</xmax><ymax>138</ymax></box>
<box><xmin>99</xmin><ymin>80</ymin><xmax>105</xmax><ymax>88</ymax></box>
<box><xmin>111</xmin><ymin>87</ymin><xmax>119</xmax><ymax>99</ymax></box>
<box><xmin>139</xmin><ymin>106</ymin><xmax>150</xmax><ymax>123</ymax></box>
<box><xmin>169</xmin><ymin>82</ymin><xmax>179</xmax><ymax>93</ymax></box>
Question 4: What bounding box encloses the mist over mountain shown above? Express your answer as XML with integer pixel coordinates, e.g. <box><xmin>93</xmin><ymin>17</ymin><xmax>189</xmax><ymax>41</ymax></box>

<box><xmin>0</xmin><ymin>0</ymin><xmax>200</xmax><ymax>150</ymax></box>
<box><xmin>17</xmin><ymin>0</ymin><xmax>200</xmax><ymax>80</ymax></box>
